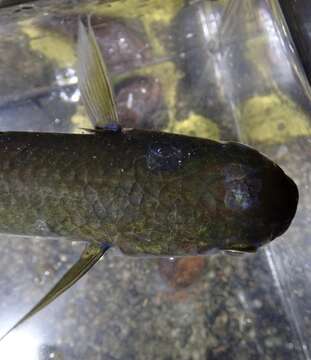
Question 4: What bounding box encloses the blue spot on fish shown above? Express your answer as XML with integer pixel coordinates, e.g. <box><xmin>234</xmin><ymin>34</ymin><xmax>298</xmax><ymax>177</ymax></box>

<box><xmin>224</xmin><ymin>164</ymin><xmax>262</xmax><ymax>211</ymax></box>
<box><xmin>146</xmin><ymin>142</ymin><xmax>184</xmax><ymax>172</ymax></box>
<box><xmin>96</xmin><ymin>123</ymin><xmax>122</xmax><ymax>133</ymax></box>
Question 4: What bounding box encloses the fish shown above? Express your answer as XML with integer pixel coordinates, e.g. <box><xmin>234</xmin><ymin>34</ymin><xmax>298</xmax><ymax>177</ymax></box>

<box><xmin>0</xmin><ymin>17</ymin><xmax>298</xmax><ymax>341</ymax></box>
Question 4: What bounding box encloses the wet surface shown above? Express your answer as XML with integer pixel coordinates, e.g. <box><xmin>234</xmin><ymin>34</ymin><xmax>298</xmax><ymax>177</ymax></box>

<box><xmin>0</xmin><ymin>0</ymin><xmax>310</xmax><ymax>359</ymax></box>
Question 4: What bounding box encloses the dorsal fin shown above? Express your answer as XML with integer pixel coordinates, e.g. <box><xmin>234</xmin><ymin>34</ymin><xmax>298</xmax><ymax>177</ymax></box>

<box><xmin>77</xmin><ymin>16</ymin><xmax>119</xmax><ymax>127</ymax></box>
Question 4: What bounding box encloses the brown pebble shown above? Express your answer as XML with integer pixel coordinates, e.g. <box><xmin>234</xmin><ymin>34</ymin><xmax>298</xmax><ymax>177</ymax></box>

<box><xmin>158</xmin><ymin>256</ymin><xmax>205</xmax><ymax>289</ymax></box>
<box><xmin>93</xmin><ymin>17</ymin><xmax>152</xmax><ymax>73</ymax></box>
<box><xmin>115</xmin><ymin>76</ymin><xmax>167</xmax><ymax>129</ymax></box>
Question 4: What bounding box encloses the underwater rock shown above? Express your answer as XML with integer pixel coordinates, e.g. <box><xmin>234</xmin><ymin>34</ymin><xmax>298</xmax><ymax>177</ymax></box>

<box><xmin>115</xmin><ymin>76</ymin><xmax>168</xmax><ymax>130</ymax></box>
<box><xmin>158</xmin><ymin>257</ymin><xmax>205</xmax><ymax>289</ymax></box>
<box><xmin>94</xmin><ymin>17</ymin><xmax>152</xmax><ymax>74</ymax></box>
<box><xmin>38</xmin><ymin>15</ymin><xmax>152</xmax><ymax>74</ymax></box>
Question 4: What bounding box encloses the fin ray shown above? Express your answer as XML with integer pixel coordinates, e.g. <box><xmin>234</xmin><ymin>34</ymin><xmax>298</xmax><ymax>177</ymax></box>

<box><xmin>0</xmin><ymin>243</ymin><xmax>109</xmax><ymax>342</ymax></box>
<box><xmin>77</xmin><ymin>17</ymin><xmax>119</xmax><ymax>127</ymax></box>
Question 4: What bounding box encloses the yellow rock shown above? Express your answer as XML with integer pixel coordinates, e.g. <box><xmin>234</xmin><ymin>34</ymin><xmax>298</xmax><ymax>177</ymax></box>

<box><xmin>81</xmin><ymin>0</ymin><xmax>184</xmax><ymax>57</ymax></box>
<box><xmin>20</xmin><ymin>21</ymin><xmax>75</xmax><ymax>67</ymax></box>
<box><xmin>240</xmin><ymin>94</ymin><xmax>311</xmax><ymax>144</ymax></box>
<box><xmin>171</xmin><ymin>113</ymin><xmax>220</xmax><ymax>140</ymax></box>
<box><xmin>82</xmin><ymin>0</ymin><xmax>183</xmax><ymax>24</ymax></box>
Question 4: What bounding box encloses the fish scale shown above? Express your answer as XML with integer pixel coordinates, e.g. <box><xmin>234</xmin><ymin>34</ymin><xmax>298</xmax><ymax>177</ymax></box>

<box><xmin>0</xmin><ymin>128</ymin><xmax>298</xmax><ymax>255</ymax></box>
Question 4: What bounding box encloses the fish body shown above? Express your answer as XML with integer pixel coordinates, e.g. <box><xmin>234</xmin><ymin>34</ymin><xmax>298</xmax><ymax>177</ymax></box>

<box><xmin>0</xmin><ymin>17</ymin><xmax>299</xmax><ymax>341</ymax></box>
<box><xmin>0</xmin><ymin>129</ymin><xmax>298</xmax><ymax>255</ymax></box>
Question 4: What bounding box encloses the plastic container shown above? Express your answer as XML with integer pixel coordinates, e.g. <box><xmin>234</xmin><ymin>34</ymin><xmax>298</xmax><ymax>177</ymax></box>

<box><xmin>0</xmin><ymin>1</ymin><xmax>310</xmax><ymax>359</ymax></box>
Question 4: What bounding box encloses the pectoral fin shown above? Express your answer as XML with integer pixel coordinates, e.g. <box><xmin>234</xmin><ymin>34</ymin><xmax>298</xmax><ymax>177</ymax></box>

<box><xmin>224</xmin><ymin>246</ymin><xmax>257</xmax><ymax>256</ymax></box>
<box><xmin>77</xmin><ymin>16</ymin><xmax>119</xmax><ymax>127</ymax></box>
<box><xmin>0</xmin><ymin>243</ymin><xmax>110</xmax><ymax>342</ymax></box>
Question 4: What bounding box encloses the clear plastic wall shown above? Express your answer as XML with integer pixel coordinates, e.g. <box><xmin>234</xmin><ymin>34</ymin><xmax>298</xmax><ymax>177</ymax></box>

<box><xmin>0</xmin><ymin>0</ymin><xmax>310</xmax><ymax>359</ymax></box>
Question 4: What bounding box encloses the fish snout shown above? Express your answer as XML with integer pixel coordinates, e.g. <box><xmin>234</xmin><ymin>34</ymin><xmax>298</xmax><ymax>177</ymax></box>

<box><xmin>221</xmin><ymin>160</ymin><xmax>298</xmax><ymax>252</ymax></box>
<box><xmin>260</xmin><ymin>165</ymin><xmax>299</xmax><ymax>241</ymax></box>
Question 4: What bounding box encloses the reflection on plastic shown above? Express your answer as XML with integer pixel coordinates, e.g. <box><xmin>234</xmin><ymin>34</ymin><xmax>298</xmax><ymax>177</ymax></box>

<box><xmin>0</xmin><ymin>329</ymin><xmax>40</xmax><ymax>360</ymax></box>
<box><xmin>0</xmin><ymin>0</ymin><xmax>309</xmax><ymax>359</ymax></box>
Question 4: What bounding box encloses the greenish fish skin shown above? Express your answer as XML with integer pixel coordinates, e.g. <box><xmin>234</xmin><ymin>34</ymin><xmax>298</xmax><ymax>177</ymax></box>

<box><xmin>0</xmin><ymin>129</ymin><xmax>298</xmax><ymax>255</ymax></box>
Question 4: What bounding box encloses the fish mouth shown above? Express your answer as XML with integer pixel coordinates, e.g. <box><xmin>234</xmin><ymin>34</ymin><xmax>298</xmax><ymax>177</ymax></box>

<box><xmin>264</xmin><ymin>172</ymin><xmax>299</xmax><ymax>241</ymax></box>
<box><xmin>224</xmin><ymin>170</ymin><xmax>299</xmax><ymax>251</ymax></box>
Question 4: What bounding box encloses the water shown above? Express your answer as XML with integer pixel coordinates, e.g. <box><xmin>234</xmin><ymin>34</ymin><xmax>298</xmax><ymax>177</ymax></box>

<box><xmin>0</xmin><ymin>0</ymin><xmax>310</xmax><ymax>359</ymax></box>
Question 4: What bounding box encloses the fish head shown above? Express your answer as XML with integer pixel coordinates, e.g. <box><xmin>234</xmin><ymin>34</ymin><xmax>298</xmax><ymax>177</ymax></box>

<box><xmin>217</xmin><ymin>144</ymin><xmax>299</xmax><ymax>253</ymax></box>
<box><xmin>190</xmin><ymin>142</ymin><xmax>299</xmax><ymax>255</ymax></box>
